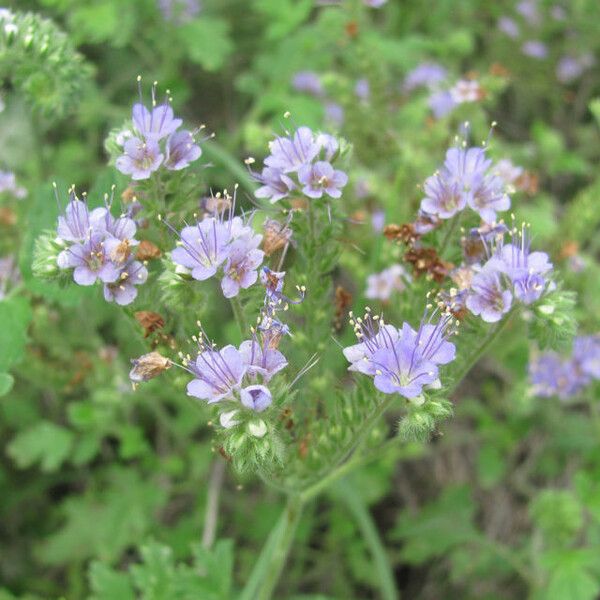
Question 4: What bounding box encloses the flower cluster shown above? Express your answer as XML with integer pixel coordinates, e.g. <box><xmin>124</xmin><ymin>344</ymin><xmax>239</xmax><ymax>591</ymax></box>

<box><xmin>530</xmin><ymin>335</ymin><xmax>600</xmax><ymax>399</ymax></box>
<box><xmin>168</xmin><ymin>193</ymin><xmax>264</xmax><ymax>298</ymax></box>
<box><xmin>55</xmin><ymin>188</ymin><xmax>148</xmax><ymax>305</ymax></box>
<box><xmin>182</xmin><ymin>270</ymin><xmax>303</xmax><ymax>436</ymax></box>
<box><xmin>116</xmin><ymin>81</ymin><xmax>201</xmax><ymax>180</ymax></box>
<box><xmin>343</xmin><ymin>306</ymin><xmax>456</xmax><ymax>403</ymax></box>
<box><xmin>0</xmin><ymin>170</ymin><xmax>26</xmax><ymax>199</ymax></box>
<box><xmin>253</xmin><ymin>126</ymin><xmax>348</xmax><ymax>203</ymax></box>
<box><xmin>420</xmin><ymin>145</ymin><xmax>511</xmax><ymax>224</ymax></box>
<box><xmin>463</xmin><ymin>223</ymin><xmax>553</xmax><ymax>322</ymax></box>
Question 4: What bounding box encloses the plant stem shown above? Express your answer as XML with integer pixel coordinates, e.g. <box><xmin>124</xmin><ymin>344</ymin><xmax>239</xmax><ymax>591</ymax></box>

<box><xmin>333</xmin><ymin>480</ymin><xmax>399</xmax><ymax>600</ymax></box>
<box><xmin>202</xmin><ymin>140</ymin><xmax>256</xmax><ymax>195</ymax></box>
<box><xmin>439</xmin><ymin>212</ymin><xmax>460</xmax><ymax>256</ymax></box>
<box><xmin>450</xmin><ymin>309</ymin><xmax>518</xmax><ymax>393</ymax></box>
<box><xmin>201</xmin><ymin>458</ymin><xmax>226</xmax><ymax>549</ymax></box>
<box><xmin>240</xmin><ymin>495</ymin><xmax>304</xmax><ymax>600</ymax></box>
<box><xmin>229</xmin><ymin>296</ymin><xmax>247</xmax><ymax>336</ymax></box>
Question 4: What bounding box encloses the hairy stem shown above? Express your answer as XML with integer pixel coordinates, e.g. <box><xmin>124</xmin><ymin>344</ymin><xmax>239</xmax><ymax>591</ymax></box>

<box><xmin>229</xmin><ymin>295</ymin><xmax>247</xmax><ymax>336</ymax></box>
<box><xmin>439</xmin><ymin>212</ymin><xmax>460</xmax><ymax>256</ymax></box>
<box><xmin>240</xmin><ymin>495</ymin><xmax>304</xmax><ymax>600</ymax></box>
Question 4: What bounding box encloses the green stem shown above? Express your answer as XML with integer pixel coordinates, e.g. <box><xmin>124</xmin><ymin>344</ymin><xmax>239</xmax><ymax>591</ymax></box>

<box><xmin>333</xmin><ymin>480</ymin><xmax>399</xmax><ymax>600</ymax></box>
<box><xmin>439</xmin><ymin>213</ymin><xmax>460</xmax><ymax>256</ymax></box>
<box><xmin>450</xmin><ymin>309</ymin><xmax>518</xmax><ymax>393</ymax></box>
<box><xmin>229</xmin><ymin>296</ymin><xmax>247</xmax><ymax>336</ymax></box>
<box><xmin>240</xmin><ymin>495</ymin><xmax>304</xmax><ymax>600</ymax></box>
<box><xmin>301</xmin><ymin>395</ymin><xmax>394</xmax><ymax>502</ymax></box>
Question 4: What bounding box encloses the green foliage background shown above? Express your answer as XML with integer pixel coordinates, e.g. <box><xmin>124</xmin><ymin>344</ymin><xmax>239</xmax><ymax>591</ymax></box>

<box><xmin>1</xmin><ymin>0</ymin><xmax>600</xmax><ymax>598</ymax></box>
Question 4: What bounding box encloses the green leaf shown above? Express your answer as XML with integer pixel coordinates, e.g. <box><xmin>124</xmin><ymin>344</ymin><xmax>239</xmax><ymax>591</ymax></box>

<box><xmin>7</xmin><ymin>420</ymin><xmax>74</xmax><ymax>472</ymax></box>
<box><xmin>178</xmin><ymin>19</ymin><xmax>233</xmax><ymax>71</ymax></box>
<box><xmin>89</xmin><ymin>562</ymin><xmax>135</xmax><ymax>600</ymax></box>
<box><xmin>0</xmin><ymin>373</ymin><xmax>14</xmax><ymax>397</ymax></box>
<box><xmin>0</xmin><ymin>297</ymin><xmax>32</xmax><ymax>372</ymax></box>
<box><xmin>477</xmin><ymin>445</ymin><xmax>507</xmax><ymax>489</ymax></box>
<box><xmin>544</xmin><ymin>563</ymin><xmax>600</xmax><ymax>600</ymax></box>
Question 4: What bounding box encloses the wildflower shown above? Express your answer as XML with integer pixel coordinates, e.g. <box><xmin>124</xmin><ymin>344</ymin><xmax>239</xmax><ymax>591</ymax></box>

<box><xmin>497</xmin><ymin>225</ymin><xmax>553</xmax><ymax>304</ymax></box>
<box><xmin>129</xmin><ymin>351</ymin><xmax>172</xmax><ymax>383</ymax></box>
<box><xmin>221</xmin><ymin>238</ymin><xmax>264</xmax><ymax>298</ymax></box>
<box><xmin>291</xmin><ymin>71</ymin><xmax>324</xmax><ymax>97</ymax></box>
<box><xmin>403</xmin><ymin>62</ymin><xmax>447</xmax><ymax>92</ymax></box>
<box><xmin>347</xmin><ymin>310</ymin><xmax>456</xmax><ymax>400</ymax></box>
<box><xmin>492</xmin><ymin>159</ymin><xmax>524</xmax><ymax>189</ymax></box>
<box><xmin>57</xmin><ymin>233</ymin><xmax>121</xmax><ymax>286</ymax></box>
<box><xmin>556</xmin><ymin>54</ymin><xmax>594</xmax><ymax>84</ymax></box>
<box><xmin>497</xmin><ymin>16</ymin><xmax>519</xmax><ymax>38</ymax></box>
<box><xmin>364</xmin><ymin>0</ymin><xmax>388</xmax><ymax>7</ymax></box>
<box><xmin>572</xmin><ymin>335</ymin><xmax>600</xmax><ymax>380</ymax></box>
<box><xmin>465</xmin><ymin>260</ymin><xmax>512</xmax><ymax>322</ymax></box>
<box><xmin>516</xmin><ymin>0</ymin><xmax>541</xmax><ymax>25</ymax></box>
<box><xmin>421</xmin><ymin>174</ymin><xmax>465</xmax><ymax>219</ymax></box>
<box><xmin>371</xmin><ymin>210</ymin><xmax>386</xmax><ymax>233</ymax></box>
<box><xmin>0</xmin><ymin>170</ymin><xmax>26</xmax><ymax>199</ymax></box>
<box><xmin>239</xmin><ymin>337</ymin><xmax>287</xmax><ymax>382</ymax></box>
<box><xmin>265</xmin><ymin>127</ymin><xmax>321</xmax><ymax>173</ymax></box>
<box><xmin>365</xmin><ymin>264</ymin><xmax>411</xmax><ymax>301</ymax></box>
<box><xmin>355</xmin><ymin>78</ymin><xmax>370</xmax><ymax>101</ymax></box>
<box><xmin>298</xmin><ymin>160</ymin><xmax>348</xmax><ymax>199</ymax></box>
<box><xmin>324</xmin><ymin>102</ymin><xmax>344</xmax><ymax>127</ymax></box>
<box><xmin>187</xmin><ymin>345</ymin><xmax>247</xmax><ymax>403</ymax></box>
<box><xmin>254</xmin><ymin>166</ymin><xmax>296</xmax><ymax>203</ymax></box>
<box><xmin>0</xmin><ymin>255</ymin><xmax>19</xmax><ymax>300</ymax></box>
<box><xmin>165</xmin><ymin>129</ymin><xmax>201</xmax><ymax>170</ymax></box>
<box><xmin>529</xmin><ymin>353</ymin><xmax>582</xmax><ymax>399</ymax></box>
<box><xmin>170</xmin><ymin>218</ymin><xmax>231</xmax><ymax>280</ymax></box>
<box><xmin>115</xmin><ymin>137</ymin><xmax>164</xmax><ymax>180</ymax></box>
<box><xmin>240</xmin><ymin>385</ymin><xmax>272</xmax><ymax>412</ymax></box>
<box><xmin>103</xmin><ymin>260</ymin><xmax>148</xmax><ymax>305</ymax></box>
<box><xmin>132</xmin><ymin>102</ymin><xmax>182</xmax><ymax>141</ymax></box>
<box><xmin>428</xmin><ymin>90</ymin><xmax>456</xmax><ymax>118</ymax></box>
<box><xmin>157</xmin><ymin>0</ymin><xmax>201</xmax><ymax>24</ymax></box>
<box><xmin>343</xmin><ymin>310</ymin><xmax>401</xmax><ymax>375</ymax></box>
<box><xmin>521</xmin><ymin>40</ymin><xmax>548</xmax><ymax>60</ymax></box>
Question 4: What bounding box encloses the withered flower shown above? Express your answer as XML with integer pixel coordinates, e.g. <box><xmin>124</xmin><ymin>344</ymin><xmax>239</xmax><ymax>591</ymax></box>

<box><xmin>136</xmin><ymin>240</ymin><xmax>162</xmax><ymax>261</ymax></box>
<box><xmin>262</xmin><ymin>218</ymin><xmax>293</xmax><ymax>257</ymax></box>
<box><xmin>129</xmin><ymin>351</ymin><xmax>171</xmax><ymax>383</ymax></box>
<box><xmin>404</xmin><ymin>246</ymin><xmax>452</xmax><ymax>283</ymax></box>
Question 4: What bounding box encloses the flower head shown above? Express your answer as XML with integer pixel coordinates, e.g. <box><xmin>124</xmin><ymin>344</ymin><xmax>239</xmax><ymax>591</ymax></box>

<box><xmin>365</xmin><ymin>264</ymin><xmax>411</xmax><ymax>301</ymax></box>
<box><xmin>265</xmin><ymin>126</ymin><xmax>321</xmax><ymax>173</ymax></box>
<box><xmin>291</xmin><ymin>71</ymin><xmax>324</xmax><ymax>97</ymax></box>
<box><xmin>116</xmin><ymin>137</ymin><xmax>164</xmax><ymax>180</ymax></box>
<box><xmin>240</xmin><ymin>384</ymin><xmax>272</xmax><ymax>412</ymax></box>
<box><xmin>403</xmin><ymin>62</ymin><xmax>447</xmax><ymax>92</ymax></box>
<box><xmin>465</xmin><ymin>259</ymin><xmax>513</xmax><ymax>322</ymax></box>
<box><xmin>298</xmin><ymin>160</ymin><xmax>348</xmax><ymax>199</ymax></box>
<box><xmin>221</xmin><ymin>238</ymin><xmax>264</xmax><ymax>298</ymax></box>
<box><xmin>103</xmin><ymin>259</ymin><xmax>148</xmax><ymax>305</ymax></box>
<box><xmin>165</xmin><ymin>129</ymin><xmax>201</xmax><ymax>170</ymax></box>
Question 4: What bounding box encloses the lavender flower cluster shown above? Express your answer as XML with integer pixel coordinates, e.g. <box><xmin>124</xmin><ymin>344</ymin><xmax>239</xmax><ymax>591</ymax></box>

<box><xmin>55</xmin><ymin>189</ymin><xmax>147</xmax><ymax>305</ymax></box>
<box><xmin>530</xmin><ymin>335</ymin><xmax>600</xmax><ymax>400</ymax></box>
<box><xmin>462</xmin><ymin>223</ymin><xmax>553</xmax><ymax>323</ymax></box>
<box><xmin>167</xmin><ymin>193</ymin><xmax>265</xmax><ymax>298</ymax></box>
<box><xmin>181</xmin><ymin>269</ymin><xmax>303</xmax><ymax>436</ymax></box>
<box><xmin>116</xmin><ymin>82</ymin><xmax>201</xmax><ymax>180</ymax></box>
<box><xmin>420</xmin><ymin>145</ymin><xmax>511</xmax><ymax>224</ymax></box>
<box><xmin>343</xmin><ymin>307</ymin><xmax>456</xmax><ymax>403</ymax></box>
<box><xmin>253</xmin><ymin>126</ymin><xmax>348</xmax><ymax>203</ymax></box>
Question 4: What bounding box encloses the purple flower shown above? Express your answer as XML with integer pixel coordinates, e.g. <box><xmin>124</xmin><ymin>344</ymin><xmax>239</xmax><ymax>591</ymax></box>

<box><xmin>315</xmin><ymin>133</ymin><xmax>340</xmax><ymax>161</ymax></box>
<box><xmin>187</xmin><ymin>345</ymin><xmax>247</xmax><ymax>403</ymax></box>
<box><xmin>0</xmin><ymin>170</ymin><xmax>26</xmax><ymax>199</ymax></box>
<box><xmin>522</xmin><ymin>40</ymin><xmax>548</xmax><ymax>60</ymax></box>
<box><xmin>572</xmin><ymin>335</ymin><xmax>600</xmax><ymax>380</ymax></box>
<box><xmin>343</xmin><ymin>311</ymin><xmax>401</xmax><ymax>375</ymax></box>
<box><xmin>428</xmin><ymin>90</ymin><xmax>456</xmax><ymax>118</ymax></box>
<box><xmin>239</xmin><ymin>338</ymin><xmax>287</xmax><ymax>382</ymax></box>
<box><xmin>364</xmin><ymin>0</ymin><xmax>388</xmax><ymax>7</ymax></box>
<box><xmin>171</xmin><ymin>217</ymin><xmax>232</xmax><ymax>281</ymax></box>
<box><xmin>529</xmin><ymin>352</ymin><xmax>583</xmax><ymax>400</ymax></box>
<box><xmin>103</xmin><ymin>260</ymin><xmax>148</xmax><ymax>305</ymax></box>
<box><xmin>291</xmin><ymin>71</ymin><xmax>324</xmax><ymax>97</ymax></box>
<box><xmin>324</xmin><ymin>102</ymin><xmax>344</xmax><ymax>127</ymax></box>
<box><xmin>403</xmin><ymin>62</ymin><xmax>447</xmax><ymax>92</ymax></box>
<box><xmin>466</xmin><ymin>260</ymin><xmax>513</xmax><ymax>322</ymax></box>
<box><xmin>132</xmin><ymin>102</ymin><xmax>182</xmax><ymax>141</ymax></box>
<box><xmin>265</xmin><ymin>126</ymin><xmax>321</xmax><ymax>173</ymax></box>
<box><xmin>516</xmin><ymin>0</ymin><xmax>541</xmax><ymax>25</ymax></box>
<box><xmin>57</xmin><ymin>233</ymin><xmax>121</xmax><ymax>286</ymax></box>
<box><xmin>254</xmin><ymin>166</ymin><xmax>296</xmax><ymax>204</ymax></box>
<box><xmin>498</xmin><ymin>16</ymin><xmax>519</xmax><ymax>38</ymax></box>
<box><xmin>355</xmin><ymin>78</ymin><xmax>370</xmax><ymax>101</ymax></box>
<box><xmin>497</xmin><ymin>227</ymin><xmax>553</xmax><ymax>304</ymax></box>
<box><xmin>57</xmin><ymin>196</ymin><xmax>94</xmax><ymax>242</ymax></box>
<box><xmin>157</xmin><ymin>0</ymin><xmax>201</xmax><ymax>24</ymax></box>
<box><xmin>449</xmin><ymin>80</ymin><xmax>482</xmax><ymax>104</ymax></box>
<box><xmin>421</xmin><ymin>173</ymin><xmax>465</xmax><ymax>219</ymax></box>
<box><xmin>221</xmin><ymin>238</ymin><xmax>264</xmax><ymax>298</ymax></box>
<box><xmin>0</xmin><ymin>255</ymin><xmax>19</xmax><ymax>300</ymax></box>
<box><xmin>116</xmin><ymin>137</ymin><xmax>164</xmax><ymax>180</ymax></box>
<box><xmin>492</xmin><ymin>159</ymin><xmax>524</xmax><ymax>187</ymax></box>
<box><xmin>240</xmin><ymin>385</ymin><xmax>272</xmax><ymax>412</ymax></box>
<box><xmin>365</xmin><ymin>264</ymin><xmax>410</xmax><ymax>301</ymax></box>
<box><xmin>165</xmin><ymin>129</ymin><xmax>201</xmax><ymax>170</ymax></box>
<box><xmin>298</xmin><ymin>160</ymin><xmax>348</xmax><ymax>199</ymax></box>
